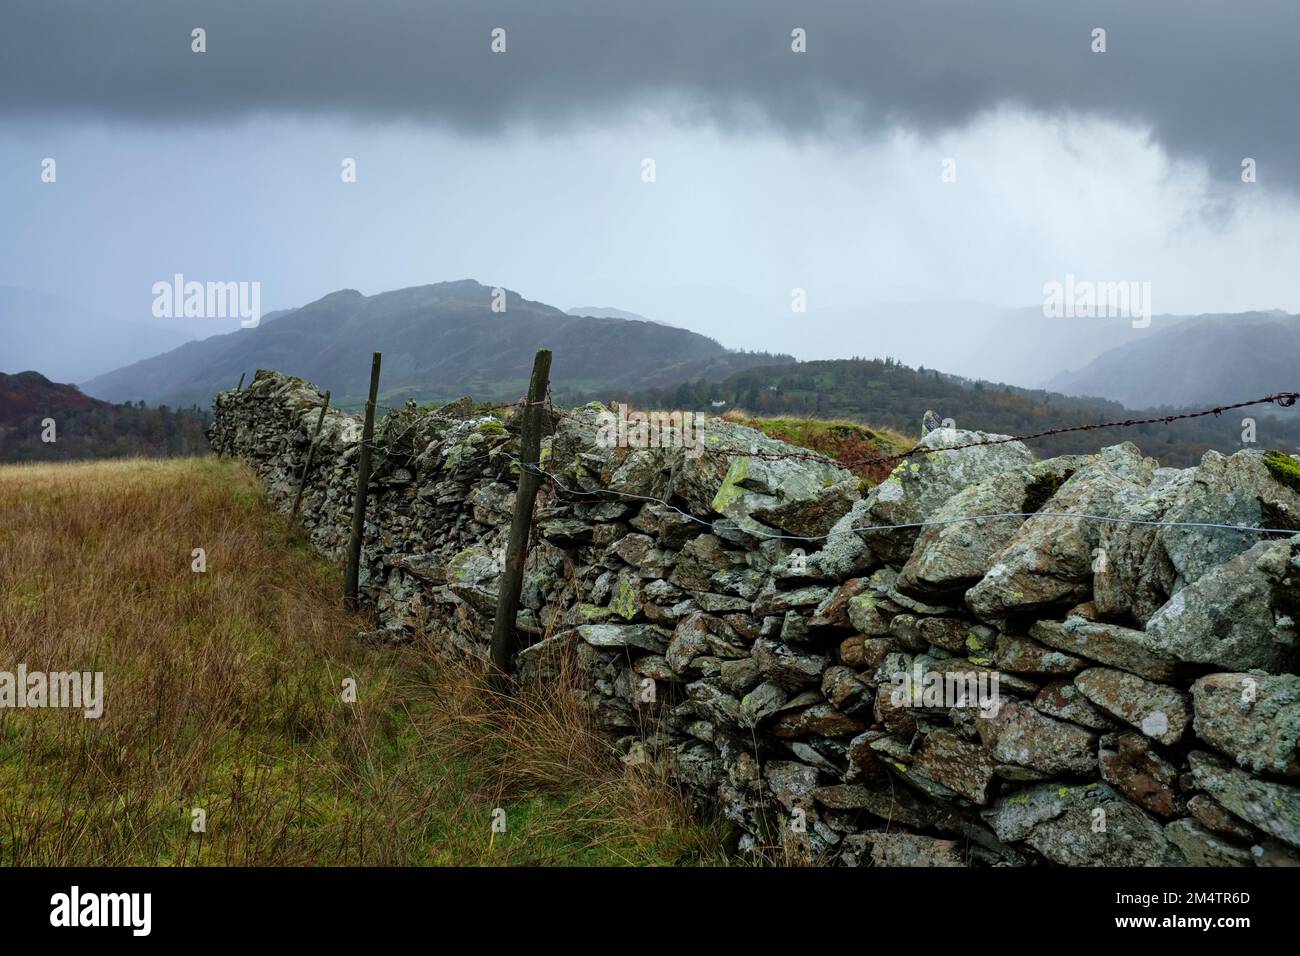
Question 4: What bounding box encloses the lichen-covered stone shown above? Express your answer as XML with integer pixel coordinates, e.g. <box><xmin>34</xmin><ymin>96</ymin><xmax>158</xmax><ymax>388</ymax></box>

<box><xmin>738</xmin><ymin>681</ymin><xmax>788</xmax><ymax>729</ymax></box>
<box><xmin>1074</xmin><ymin>667</ymin><xmax>1189</xmax><ymax>746</ymax></box>
<box><xmin>667</xmin><ymin>612</ymin><xmax>747</xmax><ymax>675</ymax></box>
<box><xmin>821</xmin><ymin>665</ymin><xmax>874</xmax><ymax>716</ymax></box>
<box><xmin>867</xmin><ymin>832</ymin><xmax>966</xmax><ymax>867</ymax></box>
<box><xmin>1186</xmin><ymin>794</ymin><xmax>1260</xmax><ymax>842</ymax></box>
<box><xmin>752</xmin><ymin>637</ymin><xmax>831</xmax><ymax>689</ymax></box>
<box><xmin>846</xmin><ymin>591</ymin><xmax>892</xmax><ymax>635</ymax></box>
<box><xmin>1033</xmin><ymin>680</ymin><xmax>1120</xmax><ymax>731</ymax></box>
<box><xmin>897</xmin><ymin>469</ymin><xmax>1031</xmax><ymax>595</ymax></box>
<box><xmin>1144</xmin><ymin>539</ymin><xmax>1298</xmax><ymax>673</ymax></box>
<box><xmin>770</xmin><ymin>702</ymin><xmax>866</xmax><ymax>739</ymax></box>
<box><xmin>965</xmin><ymin>445</ymin><xmax>1154</xmax><ymax>619</ymax></box>
<box><xmin>1030</xmin><ymin>617</ymin><xmax>1180</xmax><ymax>682</ymax></box>
<box><xmin>992</xmin><ymin>633</ymin><xmax>1088</xmax><ymax>675</ymax></box>
<box><xmin>912</xmin><ymin>729</ymin><xmax>998</xmax><ymax>804</ymax></box>
<box><xmin>861</xmin><ymin>429</ymin><xmax>1034</xmax><ymax>567</ymax></box>
<box><xmin>1191</xmin><ymin>672</ymin><xmax>1300</xmax><ymax>777</ymax></box>
<box><xmin>976</xmin><ymin>700</ymin><xmax>1097</xmax><ymax>776</ymax></box>
<box><xmin>1188</xmin><ymin>751</ymin><xmax>1300</xmax><ymax>849</ymax></box>
<box><xmin>1099</xmin><ymin>732</ymin><xmax>1183</xmax><ymax>818</ymax></box>
<box><xmin>985</xmin><ymin>782</ymin><xmax>1183</xmax><ymax>866</ymax></box>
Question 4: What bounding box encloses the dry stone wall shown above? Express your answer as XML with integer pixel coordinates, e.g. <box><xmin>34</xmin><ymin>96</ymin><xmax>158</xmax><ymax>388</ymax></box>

<box><xmin>210</xmin><ymin>370</ymin><xmax>1300</xmax><ymax>867</ymax></box>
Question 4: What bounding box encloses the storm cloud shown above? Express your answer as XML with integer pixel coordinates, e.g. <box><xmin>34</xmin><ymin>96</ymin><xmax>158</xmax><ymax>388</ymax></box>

<box><xmin>4</xmin><ymin>0</ymin><xmax>1297</xmax><ymax>187</ymax></box>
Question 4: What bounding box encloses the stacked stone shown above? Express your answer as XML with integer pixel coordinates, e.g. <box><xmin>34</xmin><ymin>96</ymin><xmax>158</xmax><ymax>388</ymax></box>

<box><xmin>212</xmin><ymin>370</ymin><xmax>1300</xmax><ymax>867</ymax></box>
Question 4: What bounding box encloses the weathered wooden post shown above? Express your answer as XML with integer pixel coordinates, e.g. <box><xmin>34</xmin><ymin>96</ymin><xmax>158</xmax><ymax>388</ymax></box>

<box><xmin>344</xmin><ymin>354</ymin><xmax>382</xmax><ymax>611</ymax></box>
<box><xmin>290</xmin><ymin>390</ymin><xmax>331</xmax><ymax>523</ymax></box>
<box><xmin>490</xmin><ymin>349</ymin><xmax>553</xmax><ymax>683</ymax></box>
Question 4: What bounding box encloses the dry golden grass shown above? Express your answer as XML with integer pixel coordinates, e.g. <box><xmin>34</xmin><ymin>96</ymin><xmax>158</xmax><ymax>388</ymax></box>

<box><xmin>0</xmin><ymin>456</ymin><xmax>731</xmax><ymax>866</ymax></box>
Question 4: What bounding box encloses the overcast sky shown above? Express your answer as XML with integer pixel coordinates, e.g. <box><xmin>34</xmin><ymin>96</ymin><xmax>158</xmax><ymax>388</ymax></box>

<box><xmin>2</xmin><ymin>0</ymin><xmax>1298</xmax><ymax>362</ymax></box>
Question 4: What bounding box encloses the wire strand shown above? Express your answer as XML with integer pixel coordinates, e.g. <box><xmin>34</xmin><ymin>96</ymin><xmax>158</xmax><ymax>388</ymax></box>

<box><xmin>506</xmin><ymin>453</ymin><xmax>1300</xmax><ymax>544</ymax></box>
<box><xmin>537</xmin><ymin>390</ymin><xmax>1300</xmax><ymax>471</ymax></box>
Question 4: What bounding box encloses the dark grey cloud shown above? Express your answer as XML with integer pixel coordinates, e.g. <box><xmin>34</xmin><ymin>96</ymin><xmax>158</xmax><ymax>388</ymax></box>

<box><xmin>3</xmin><ymin>0</ymin><xmax>1297</xmax><ymax>186</ymax></box>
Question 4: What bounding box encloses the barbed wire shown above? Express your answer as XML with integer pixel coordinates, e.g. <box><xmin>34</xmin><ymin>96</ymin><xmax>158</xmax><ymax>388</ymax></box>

<box><xmin>334</xmin><ymin>387</ymin><xmax>1300</xmax><ymax>490</ymax></box>
<box><xmin>258</xmin><ymin>386</ymin><xmax>1300</xmax><ymax>544</ymax></box>
<box><xmin>376</xmin><ymin>398</ymin><xmax>538</xmax><ymax>418</ymax></box>
<box><xmin>534</xmin><ymin>391</ymin><xmax>1300</xmax><ymax>471</ymax></box>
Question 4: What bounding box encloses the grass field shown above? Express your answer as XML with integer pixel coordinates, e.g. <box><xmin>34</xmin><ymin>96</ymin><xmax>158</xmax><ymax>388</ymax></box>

<box><xmin>0</xmin><ymin>457</ymin><xmax>730</xmax><ymax>866</ymax></box>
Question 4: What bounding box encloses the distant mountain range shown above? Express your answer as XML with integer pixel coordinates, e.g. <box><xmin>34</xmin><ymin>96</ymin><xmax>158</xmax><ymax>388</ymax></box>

<box><xmin>804</xmin><ymin>302</ymin><xmax>1299</xmax><ymax>412</ymax></box>
<box><xmin>0</xmin><ymin>371</ymin><xmax>208</xmax><ymax>461</ymax></box>
<box><xmin>0</xmin><ymin>286</ymin><xmax>196</xmax><ymax>384</ymax></box>
<box><xmin>730</xmin><ymin>300</ymin><xmax>1187</xmax><ymax>391</ymax></box>
<box><xmin>29</xmin><ymin>270</ymin><xmax>1299</xmax><ymax>427</ymax></box>
<box><xmin>12</xmin><ymin>277</ymin><xmax>1300</xmax><ymax>468</ymax></box>
<box><xmin>1046</xmin><ymin>311</ymin><xmax>1300</xmax><ymax>409</ymax></box>
<box><xmin>82</xmin><ymin>280</ymin><xmax>792</xmax><ymax>408</ymax></box>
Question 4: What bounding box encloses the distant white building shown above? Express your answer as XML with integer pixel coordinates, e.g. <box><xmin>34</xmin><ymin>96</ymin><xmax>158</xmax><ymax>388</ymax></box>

<box><xmin>710</xmin><ymin>400</ymin><xmax>727</xmax><ymax>408</ymax></box>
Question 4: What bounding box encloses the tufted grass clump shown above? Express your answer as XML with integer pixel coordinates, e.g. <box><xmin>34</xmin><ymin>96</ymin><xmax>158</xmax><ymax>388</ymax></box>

<box><xmin>721</xmin><ymin>412</ymin><xmax>911</xmax><ymax>486</ymax></box>
<box><xmin>1021</xmin><ymin>468</ymin><xmax>1074</xmax><ymax>514</ymax></box>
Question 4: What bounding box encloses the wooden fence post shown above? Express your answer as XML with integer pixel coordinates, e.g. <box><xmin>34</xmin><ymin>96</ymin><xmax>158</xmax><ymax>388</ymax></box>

<box><xmin>490</xmin><ymin>349</ymin><xmax>553</xmax><ymax>683</ymax></box>
<box><xmin>344</xmin><ymin>354</ymin><xmax>382</xmax><ymax>611</ymax></box>
<box><xmin>236</xmin><ymin>373</ymin><xmax>246</xmax><ymax>391</ymax></box>
<box><xmin>290</xmin><ymin>390</ymin><xmax>331</xmax><ymax>523</ymax></box>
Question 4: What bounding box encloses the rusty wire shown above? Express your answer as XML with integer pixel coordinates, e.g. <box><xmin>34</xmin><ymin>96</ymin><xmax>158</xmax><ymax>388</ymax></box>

<box><xmin>372</xmin><ymin>388</ymin><xmax>1300</xmax><ymax>476</ymax></box>
<box><xmin>533</xmin><ymin>390</ymin><xmax>1300</xmax><ymax>470</ymax></box>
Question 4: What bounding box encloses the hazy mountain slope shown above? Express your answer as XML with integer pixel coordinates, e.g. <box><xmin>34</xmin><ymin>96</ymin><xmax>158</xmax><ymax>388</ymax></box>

<box><xmin>0</xmin><ymin>286</ymin><xmax>195</xmax><ymax>383</ymax></box>
<box><xmin>82</xmin><ymin>280</ymin><xmax>793</xmax><ymax>408</ymax></box>
<box><xmin>1047</xmin><ymin>312</ymin><xmax>1300</xmax><ymax>408</ymax></box>
<box><xmin>566</xmin><ymin>305</ymin><xmax>676</xmax><ymax>327</ymax></box>
<box><xmin>750</xmin><ymin>301</ymin><xmax>1188</xmax><ymax>390</ymax></box>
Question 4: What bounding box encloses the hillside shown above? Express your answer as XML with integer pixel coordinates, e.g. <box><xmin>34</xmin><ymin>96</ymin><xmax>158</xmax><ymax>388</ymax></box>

<box><xmin>82</xmin><ymin>280</ymin><xmax>792</xmax><ymax>409</ymax></box>
<box><xmin>0</xmin><ymin>370</ymin><xmax>209</xmax><ymax>461</ymax></box>
<box><xmin>0</xmin><ymin>370</ymin><xmax>102</xmax><ymax>424</ymax></box>
<box><xmin>1047</xmin><ymin>311</ymin><xmax>1300</xmax><ymax>409</ymax></box>
<box><xmin>614</xmin><ymin>357</ymin><xmax>1300</xmax><ymax>467</ymax></box>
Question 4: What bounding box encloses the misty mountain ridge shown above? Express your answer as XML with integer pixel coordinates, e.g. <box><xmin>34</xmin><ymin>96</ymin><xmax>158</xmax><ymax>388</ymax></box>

<box><xmin>768</xmin><ymin>300</ymin><xmax>1193</xmax><ymax>392</ymax></box>
<box><xmin>565</xmin><ymin>306</ymin><xmax>677</xmax><ymax>328</ymax></box>
<box><xmin>81</xmin><ymin>280</ymin><xmax>793</xmax><ymax>408</ymax></box>
<box><xmin>1047</xmin><ymin>311</ymin><xmax>1300</xmax><ymax>410</ymax></box>
<box><xmin>78</xmin><ymin>277</ymin><xmax>1300</xmax><ymax>420</ymax></box>
<box><xmin>802</xmin><ymin>302</ymin><xmax>1298</xmax><ymax>410</ymax></box>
